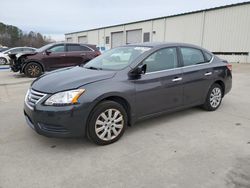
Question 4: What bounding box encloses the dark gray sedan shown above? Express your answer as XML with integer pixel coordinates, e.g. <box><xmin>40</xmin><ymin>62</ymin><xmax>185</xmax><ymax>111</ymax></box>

<box><xmin>24</xmin><ymin>43</ymin><xmax>232</xmax><ymax>145</ymax></box>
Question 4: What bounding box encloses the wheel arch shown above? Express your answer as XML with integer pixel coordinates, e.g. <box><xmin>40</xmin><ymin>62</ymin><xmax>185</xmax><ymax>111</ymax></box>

<box><xmin>21</xmin><ymin>60</ymin><xmax>45</xmax><ymax>73</ymax></box>
<box><xmin>213</xmin><ymin>80</ymin><xmax>225</xmax><ymax>97</ymax></box>
<box><xmin>87</xmin><ymin>95</ymin><xmax>132</xmax><ymax>127</ymax></box>
<box><xmin>99</xmin><ymin>96</ymin><xmax>131</xmax><ymax>125</ymax></box>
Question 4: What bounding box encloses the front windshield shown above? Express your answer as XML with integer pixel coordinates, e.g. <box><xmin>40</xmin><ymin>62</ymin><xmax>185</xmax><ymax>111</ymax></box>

<box><xmin>84</xmin><ymin>46</ymin><xmax>151</xmax><ymax>70</ymax></box>
<box><xmin>36</xmin><ymin>43</ymin><xmax>54</xmax><ymax>53</ymax></box>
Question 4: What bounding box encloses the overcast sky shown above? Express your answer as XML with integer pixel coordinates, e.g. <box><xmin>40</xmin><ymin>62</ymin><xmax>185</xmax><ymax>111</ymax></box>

<box><xmin>0</xmin><ymin>0</ymin><xmax>247</xmax><ymax>41</ymax></box>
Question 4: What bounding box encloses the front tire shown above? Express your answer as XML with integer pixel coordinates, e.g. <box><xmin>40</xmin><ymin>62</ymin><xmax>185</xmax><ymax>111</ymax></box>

<box><xmin>24</xmin><ymin>62</ymin><xmax>43</xmax><ymax>77</ymax></box>
<box><xmin>88</xmin><ymin>101</ymin><xmax>127</xmax><ymax>145</ymax></box>
<box><xmin>202</xmin><ymin>83</ymin><xmax>223</xmax><ymax>111</ymax></box>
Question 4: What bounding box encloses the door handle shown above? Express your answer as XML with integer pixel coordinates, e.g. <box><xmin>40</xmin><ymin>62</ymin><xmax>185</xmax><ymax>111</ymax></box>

<box><xmin>80</xmin><ymin>53</ymin><xmax>86</xmax><ymax>56</ymax></box>
<box><xmin>60</xmin><ymin>54</ymin><xmax>66</xmax><ymax>57</ymax></box>
<box><xmin>172</xmin><ymin>77</ymin><xmax>182</xmax><ymax>82</ymax></box>
<box><xmin>204</xmin><ymin>72</ymin><xmax>212</xmax><ymax>76</ymax></box>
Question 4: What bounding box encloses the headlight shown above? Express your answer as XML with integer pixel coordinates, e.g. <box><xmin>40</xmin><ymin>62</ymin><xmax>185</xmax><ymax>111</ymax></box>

<box><xmin>44</xmin><ymin>89</ymin><xmax>85</xmax><ymax>106</ymax></box>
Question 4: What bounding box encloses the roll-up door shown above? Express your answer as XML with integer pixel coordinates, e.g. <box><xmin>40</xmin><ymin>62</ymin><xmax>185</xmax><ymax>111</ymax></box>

<box><xmin>78</xmin><ymin>36</ymin><xmax>87</xmax><ymax>43</ymax></box>
<box><xmin>126</xmin><ymin>29</ymin><xmax>142</xmax><ymax>44</ymax></box>
<box><xmin>111</xmin><ymin>32</ymin><xmax>123</xmax><ymax>48</ymax></box>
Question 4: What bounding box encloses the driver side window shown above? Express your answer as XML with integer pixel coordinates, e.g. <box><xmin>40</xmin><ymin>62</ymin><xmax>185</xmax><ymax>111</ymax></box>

<box><xmin>143</xmin><ymin>47</ymin><xmax>178</xmax><ymax>73</ymax></box>
<box><xmin>49</xmin><ymin>45</ymin><xmax>65</xmax><ymax>53</ymax></box>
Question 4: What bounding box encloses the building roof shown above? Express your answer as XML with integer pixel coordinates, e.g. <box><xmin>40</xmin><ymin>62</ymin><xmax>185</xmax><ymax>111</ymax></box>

<box><xmin>65</xmin><ymin>1</ymin><xmax>250</xmax><ymax>35</ymax></box>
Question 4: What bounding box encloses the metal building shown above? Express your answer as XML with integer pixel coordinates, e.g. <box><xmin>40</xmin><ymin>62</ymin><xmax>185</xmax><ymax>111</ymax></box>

<box><xmin>65</xmin><ymin>2</ymin><xmax>250</xmax><ymax>63</ymax></box>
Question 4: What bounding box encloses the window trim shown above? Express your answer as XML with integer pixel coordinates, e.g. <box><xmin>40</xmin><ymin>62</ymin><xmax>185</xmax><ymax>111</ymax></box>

<box><xmin>145</xmin><ymin>56</ymin><xmax>214</xmax><ymax>75</ymax></box>
<box><xmin>143</xmin><ymin>47</ymin><xmax>214</xmax><ymax>75</ymax></box>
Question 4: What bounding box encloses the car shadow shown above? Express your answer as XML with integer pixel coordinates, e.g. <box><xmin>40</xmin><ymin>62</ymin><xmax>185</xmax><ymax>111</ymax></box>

<box><xmin>126</xmin><ymin>106</ymin><xmax>204</xmax><ymax>134</ymax></box>
<box><xmin>34</xmin><ymin>107</ymin><xmax>205</xmax><ymax>150</ymax></box>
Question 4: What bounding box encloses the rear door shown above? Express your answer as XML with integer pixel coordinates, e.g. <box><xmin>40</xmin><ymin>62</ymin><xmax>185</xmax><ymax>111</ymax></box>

<box><xmin>65</xmin><ymin>44</ymin><xmax>94</xmax><ymax>66</ymax></box>
<box><xmin>179</xmin><ymin>47</ymin><xmax>214</xmax><ymax>106</ymax></box>
<box><xmin>41</xmin><ymin>44</ymin><xmax>66</xmax><ymax>70</ymax></box>
<box><xmin>134</xmin><ymin>47</ymin><xmax>183</xmax><ymax>117</ymax></box>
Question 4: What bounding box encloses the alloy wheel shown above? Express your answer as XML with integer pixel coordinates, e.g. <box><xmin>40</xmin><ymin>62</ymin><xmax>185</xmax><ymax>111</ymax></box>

<box><xmin>95</xmin><ymin>108</ymin><xmax>124</xmax><ymax>141</ymax></box>
<box><xmin>27</xmin><ymin>64</ymin><xmax>40</xmax><ymax>77</ymax></box>
<box><xmin>209</xmin><ymin>87</ymin><xmax>222</xmax><ymax>108</ymax></box>
<box><xmin>0</xmin><ymin>58</ymin><xmax>7</xmax><ymax>65</ymax></box>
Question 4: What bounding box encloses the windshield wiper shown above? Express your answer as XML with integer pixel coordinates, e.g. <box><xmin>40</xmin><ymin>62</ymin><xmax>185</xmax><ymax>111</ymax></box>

<box><xmin>85</xmin><ymin>66</ymin><xmax>102</xmax><ymax>70</ymax></box>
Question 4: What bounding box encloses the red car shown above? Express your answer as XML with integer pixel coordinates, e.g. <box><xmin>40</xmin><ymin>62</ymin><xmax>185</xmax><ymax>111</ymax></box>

<box><xmin>10</xmin><ymin>43</ymin><xmax>101</xmax><ymax>77</ymax></box>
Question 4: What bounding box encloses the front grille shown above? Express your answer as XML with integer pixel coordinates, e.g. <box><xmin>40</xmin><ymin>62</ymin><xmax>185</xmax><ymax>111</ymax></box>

<box><xmin>25</xmin><ymin>89</ymin><xmax>46</xmax><ymax>109</ymax></box>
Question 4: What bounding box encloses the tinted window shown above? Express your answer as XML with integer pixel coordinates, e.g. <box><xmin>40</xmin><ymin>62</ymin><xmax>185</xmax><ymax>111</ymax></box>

<box><xmin>80</xmin><ymin>45</ymin><xmax>92</xmax><ymax>51</ymax></box>
<box><xmin>23</xmin><ymin>48</ymin><xmax>35</xmax><ymax>52</ymax></box>
<box><xmin>204</xmin><ymin>52</ymin><xmax>212</xmax><ymax>61</ymax></box>
<box><xmin>49</xmin><ymin>45</ymin><xmax>65</xmax><ymax>52</ymax></box>
<box><xmin>143</xmin><ymin>48</ymin><xmax>178</xmax><ymax>73</ymax></box>
<box><xmin>67</xmin><ymin>44</ymin><xmax>81</xmax><ymax>52</ymax></box>
<box><xmin>9</xmin><ymin>48</ymin><xmax>22</xmax><ymax>54</ymax></box>
<box><xmin>180</xmin><ymin>47</ymin><xmax>205</xmax><ymax>66</ymax></box>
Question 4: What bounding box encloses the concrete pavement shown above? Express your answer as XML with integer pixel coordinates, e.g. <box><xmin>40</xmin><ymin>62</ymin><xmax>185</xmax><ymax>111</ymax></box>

<box><xmin>0</xmin><ymin>64</ymin><xmax>250</xmax><ymax>188</ymax></box>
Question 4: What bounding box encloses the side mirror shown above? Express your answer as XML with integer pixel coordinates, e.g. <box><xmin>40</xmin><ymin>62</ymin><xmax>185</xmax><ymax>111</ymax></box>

<box><xmin>128</xmin><ymin>64</ymin><xmax>147</xmax><ymax>77</ymax></box>
<box><xmin>45</xmin><ymin>50</ymin><xmax>52</xmax><ymax>55</ymax></box>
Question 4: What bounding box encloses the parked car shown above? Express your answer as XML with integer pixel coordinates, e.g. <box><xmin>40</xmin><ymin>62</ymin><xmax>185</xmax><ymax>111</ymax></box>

<box><xmin>9</xmin><ymin>42</ymin><xmax>101</xmax><ymax>77</ymax></box>
<box><xmin>24</xmin><ymin>43</ymin><xmax>232</xmax><ymax>145</ymax></box>
<box><xmin>0</xmin><ymin>47</ymin><xmax>36</xmax><ymax>65</ymax></box>
<box><xmin>0</xmin><ymin>47</ymin><xmax>9</xmax><ymax>52</ymax></box>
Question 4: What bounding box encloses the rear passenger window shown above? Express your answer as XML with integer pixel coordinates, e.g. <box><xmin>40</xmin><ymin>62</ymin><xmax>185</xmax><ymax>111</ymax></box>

<box><xmin>143</xmin><ymin>48</ymin><xmax>178</xmax><ymax>73</ymax></box>
<box><xmin>180</xmin><ymin>47</ymin><xmax>205</xmax><ymax>66</ymax></box>
<box><xmin>67</xmin><ymin>44</ymin><xmax>81</xmax><ymax>52</ymax></box>
<box><xmin>80</xmin><ymin>45</ymin><xmax>92</xmax><ymax>51</ymax></box>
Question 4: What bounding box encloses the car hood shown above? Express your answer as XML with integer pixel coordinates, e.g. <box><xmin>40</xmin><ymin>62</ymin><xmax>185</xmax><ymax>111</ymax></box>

<box><xmin>8</xmin><ymin>52</ymin><xmax>37</xmax><ymax>60</ymax></box>
<box><xmin>31</xmin><ymin>66</ymin><xmax>116</xmax><ymax>93</ymax></box>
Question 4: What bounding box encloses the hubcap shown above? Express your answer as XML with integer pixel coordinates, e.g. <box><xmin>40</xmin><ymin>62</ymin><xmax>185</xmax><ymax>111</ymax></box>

<box><xmin>27</xmin><ymin>65</ymin><xmax>40</xmax><ymax>76</ymax></box>
<box><xmin>0</xmin><ymin>58</ymin><xmax>6</xmax><ymax>64</ymax></box>
<box><xmin>210</xmin><ymin>87</ymin><xmax>222</xmax><ymax>108</ymax></box>
<box><xmin>95</xmin><ymin>108</ymin><xmax>124</xmax><ymax>141</ymax></box>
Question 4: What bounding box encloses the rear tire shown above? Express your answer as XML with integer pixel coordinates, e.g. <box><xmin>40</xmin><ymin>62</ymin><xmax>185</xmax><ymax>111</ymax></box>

<box><xmin>0</xmin><ymin>57</ymin><xmax>8</xmax><ymax>65</ymax></box>
<box><xmin>24</xmin><ymin>62</ymin><xmax>43</xmax><ymax>78</ymax></box>
<box><xmin>87</xmin><ymin>101</ymin><xmax>127</xmax><ymax>145</ymax></box>
<box><xmin>202</xmin><ymin>83</ymin><xmax>223</xmax><ymax>111</ymax></box>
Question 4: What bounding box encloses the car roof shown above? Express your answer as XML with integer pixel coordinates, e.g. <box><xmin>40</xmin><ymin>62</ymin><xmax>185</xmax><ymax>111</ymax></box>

<box><xmin>6</xmin><ymin>47</ymin><xmax>36</xmax><ymax>50</ymax></box>
<box><xmin>126</xmin><ymin>42</ymin><xmax>211</xmax><ymax>53</ymax></box>
<box><xmin>127</xmin><ymin>42</ymin><xmax>199</xmax><ymax>48</ymax></box>
<box><xmin>51</xmin><ymin>42</ymin><xmax>96</xmax><ymax>46</ymax></box>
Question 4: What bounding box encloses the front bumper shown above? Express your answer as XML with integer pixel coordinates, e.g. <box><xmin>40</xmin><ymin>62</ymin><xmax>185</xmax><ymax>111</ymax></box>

<box><xmin>24</xmin><ymin>100</ymin><xmax>89</xmax><ymax>138</ymax></box>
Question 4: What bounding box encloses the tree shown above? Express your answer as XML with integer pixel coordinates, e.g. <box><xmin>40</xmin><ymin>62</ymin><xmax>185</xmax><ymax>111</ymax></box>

<box><xmin>0</xmin><ymin>22</ymin><xmax>54</xmax><ymax>48</ymax></box>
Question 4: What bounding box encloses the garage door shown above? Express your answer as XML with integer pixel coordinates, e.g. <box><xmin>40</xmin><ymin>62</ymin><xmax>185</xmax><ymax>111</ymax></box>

<box><xmin>111</xmin><ymin>32</ymin><xmax>123</xmax><ymax>48</ymax></box>
<box><xmin>66</xmin><ymin>37</ymin><xmax>73</xmax><ymax>42</ymax></box>
<box><xmin>78</xmin><ymin>36</ymin><xmax>87</xmax><ymax>44</ymax></box>
<box><xmin>126</xmin><ymin>29</ymin><xmax>142</xmax><ymax>44</ymax></box>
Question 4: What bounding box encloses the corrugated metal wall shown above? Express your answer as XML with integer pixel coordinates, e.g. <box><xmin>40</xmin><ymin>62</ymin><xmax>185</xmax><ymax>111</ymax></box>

<box><xmin>65</xmin><ymin>3</ymin><xmax>250</xmax><ymax>63</ymax></box>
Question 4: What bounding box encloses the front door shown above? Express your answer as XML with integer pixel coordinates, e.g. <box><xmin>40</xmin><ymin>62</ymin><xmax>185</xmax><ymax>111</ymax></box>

<box><xmin>133</xmin><ymin>47</ymin><xmax>183</xmax><ymax>118</ymax></box>
<box><xmin>42</xmin><ymin>44</ymin><xmax>66</xmax><ymax>70</ymax></box>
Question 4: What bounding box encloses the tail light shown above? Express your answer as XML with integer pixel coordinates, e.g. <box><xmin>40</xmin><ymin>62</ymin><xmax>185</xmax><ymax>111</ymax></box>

<box><xmin>226</xmin><ymin>64</ymin><xmax>232</xmax><ymax>71</ymax></box>
<box><xmin>95</xmin><ymin>51</ymin><xmax>101</xmax><ymax>57</ymax></box>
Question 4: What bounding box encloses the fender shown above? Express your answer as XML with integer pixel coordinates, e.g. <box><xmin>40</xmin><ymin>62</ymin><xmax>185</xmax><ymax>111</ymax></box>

<box><xmin>87</xmin><ymin>92</ymin><xmax>136</xmax><ymax>126</ymax></box>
